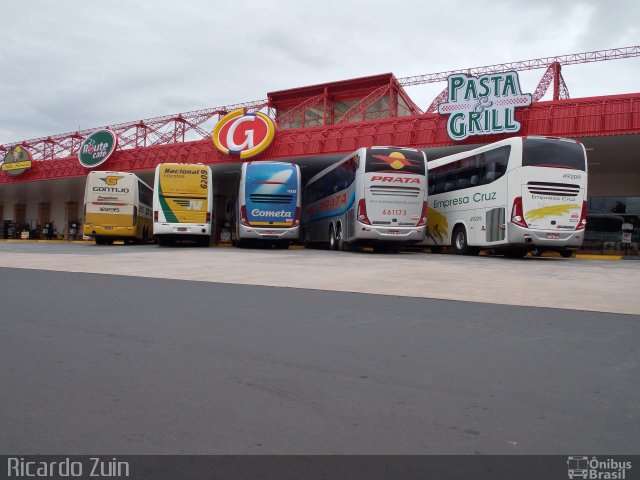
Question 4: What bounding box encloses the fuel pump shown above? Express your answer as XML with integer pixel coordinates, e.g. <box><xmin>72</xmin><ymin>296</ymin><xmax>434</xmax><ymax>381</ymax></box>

<box><xmin>68</xmin><ymin>221</ymin><xmax>79</xmax><ymax>240</ymax></box>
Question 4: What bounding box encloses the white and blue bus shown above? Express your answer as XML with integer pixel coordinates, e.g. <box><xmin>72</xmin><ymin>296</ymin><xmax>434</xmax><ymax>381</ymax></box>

<box><xmin>231</xmin><ymin>161</ymin><xmax>301</xmax><ymax>248</ymax></box>
<box><xmin>422</xmin><ymin>136</ymin><xmax>588</xmax><ymax>257</ymax></box>
<box><xmin>301</xmin><ymin>146</ymin><xmax>428</xmax><ymax>253</ymax></box>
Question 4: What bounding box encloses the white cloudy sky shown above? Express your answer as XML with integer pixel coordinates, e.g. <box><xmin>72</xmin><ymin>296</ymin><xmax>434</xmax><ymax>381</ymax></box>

<box><xmin>0</xmin><ymin>0</ymin><xmax>638</xmax><ymax>144</ymax></box>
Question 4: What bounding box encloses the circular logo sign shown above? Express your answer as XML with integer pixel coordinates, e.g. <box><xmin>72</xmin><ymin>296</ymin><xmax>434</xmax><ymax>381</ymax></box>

<box><xmin>78</xmin><ymin>129</ymin><xmax>118</xmax><ymax>168</ymax></box>
<box><xmin>1</xmin><ymin>145</ymin><xmax>33</xmax><ymax>176</ymax></box>
<box><xmin>212</xmin><ymin>109</ymin><xmax>276</xmax><ymax>159</ymax></box>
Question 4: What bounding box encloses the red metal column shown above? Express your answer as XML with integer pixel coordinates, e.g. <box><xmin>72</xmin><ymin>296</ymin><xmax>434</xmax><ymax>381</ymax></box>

<box><xmin>553</xmin><ymin>62</ymin><xmax>561</xmax><ymax>101</ymax></box>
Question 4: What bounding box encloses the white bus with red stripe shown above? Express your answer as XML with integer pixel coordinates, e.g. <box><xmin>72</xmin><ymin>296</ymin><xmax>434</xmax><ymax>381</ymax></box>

<box><xmin>301</xmin><ymin>146</ymin><xmax>427</xmax><ymax>253</ymax></box>
<box><xmin>423</xmin><ymin>136</ymin><xmax>588</xmax><ymax>257</ymax></box>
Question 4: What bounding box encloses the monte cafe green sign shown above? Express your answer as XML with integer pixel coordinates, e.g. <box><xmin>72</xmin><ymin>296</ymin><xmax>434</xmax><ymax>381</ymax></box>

<box><xmin>78</xmin><ymin>129</ymin><xmax>118</xmax><ymax>168</ymax></box>
<box><xmin>438</xmin><ymin>71</ymin><xmax>532</xmax><ymax>141</ymax></box>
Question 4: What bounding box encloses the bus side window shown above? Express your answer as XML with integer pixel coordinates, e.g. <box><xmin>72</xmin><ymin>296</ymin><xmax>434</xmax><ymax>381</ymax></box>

<box><xmin>482</xmin><ymin>146</ymin><xmax>511</xmax><ymax>183</ymax></box>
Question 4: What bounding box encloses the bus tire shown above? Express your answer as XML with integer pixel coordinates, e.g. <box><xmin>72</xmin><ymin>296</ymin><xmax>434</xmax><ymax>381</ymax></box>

<box><xmin>329</xmin><ymin>225</ymin><xmax>337</xmax><ymax>251</ymax></box>
<box><xmin>452</xmin><ymin>226</ymin><xmax>477</xmax><ymax>255</ymax></box>
<box><xmin>559</xmin><ymin>249</ymin><xmax>574</xmax><ymax>258</ymax></box>
<box><xmin>335</xmin><ymin>224</ymin><xmax>344</xmax><ymax>251</ymax></box>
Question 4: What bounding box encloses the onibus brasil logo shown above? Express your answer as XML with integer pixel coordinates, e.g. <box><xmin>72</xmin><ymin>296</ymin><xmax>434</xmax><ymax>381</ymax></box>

<box><xmin>78</xmin><ymin>129</ymin><xmax>118</xmax><ymax>168</ymax></box>
<box><xmin>438</xmin><ymin>71</ymin><xmax>532</xmax><ymax>141</ymax></box>
<box><xmin>567</xmin><ymin>456</ymin><xmax>632</xmax><ymax>479</ymax></box>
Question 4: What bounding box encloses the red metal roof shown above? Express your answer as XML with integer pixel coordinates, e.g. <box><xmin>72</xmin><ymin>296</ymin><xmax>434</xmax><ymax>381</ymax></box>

<box><xmin>2</xmin><ymin>92</ymin><xmax>639</xmax><ymax>184</ymax></box>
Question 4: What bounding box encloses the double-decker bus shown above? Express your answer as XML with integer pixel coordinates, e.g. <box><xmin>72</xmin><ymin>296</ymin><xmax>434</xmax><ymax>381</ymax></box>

<box><xmin>301</xmin><ymin>146</ymin><xmax>428</xmax><ymax>253</ymax></box>
<box><xmin>231</xmin><ymin>161</ymin><xmax>301</xmax><ymax>249</ymax></box>
<box><xmin>153</xmin><ymin>163</ymin><xmax>213</xmax><ymax>246</ymax></box>
<box><xmin>423</xmin><ymin>136</ymin><xmax>588</xmax><ymax>257</ymax></box>
<box><xmin>83</xmin><ymin>171</ymin><xmax>153</xmax><ymax>245</ymax></box>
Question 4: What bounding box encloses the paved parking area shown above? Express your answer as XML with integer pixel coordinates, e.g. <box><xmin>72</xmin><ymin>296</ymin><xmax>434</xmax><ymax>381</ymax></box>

<box><xmin>0</xmin><ymin>242</ymin><xmax>638</xmax><ymax>314</ymax></box>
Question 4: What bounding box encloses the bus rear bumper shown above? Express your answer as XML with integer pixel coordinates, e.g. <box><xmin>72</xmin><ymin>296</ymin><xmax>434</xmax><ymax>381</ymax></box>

<box><xmin>507</xmin><ymin>224</ymin><xmax>584</xmax><ymax>248</ymax></box>
<box><xmin>83</xmin><ymin>225</ymin><xmax>137</xmax><ymax>237</ymax></box>
<box><xmin>239</xmin><ymin>224</ymin><xmax>299</xmax><ymax>240</ymax></box>
<box><xmin>357</xmin><ymin>224</ymin><xmax>426</xmax><ymax>243</ymax></box>
<box><xmin>154</xmin><ymin>223</ymin><xmax>211</xmax><ymax>236</ymax></box>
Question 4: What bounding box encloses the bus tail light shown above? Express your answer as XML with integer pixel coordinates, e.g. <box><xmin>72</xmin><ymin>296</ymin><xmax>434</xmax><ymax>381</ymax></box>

<box><xmin>132</xmin><ymin>206</ymin><xmax>138</xmax><ymax>225</ymax></box>
<box><xmin>154</xmin><ymin>210</ymin><xmax>158</xmax><ymax>222</ymax></box>
<box><xmin>511</xmin><ymin>197</ymin><xmax>528</xmax><ymax>228</ymax></box>
<box><xmin>576</xmin><ymin>201</ymin><xmax>587</xmax><ymax>230</ymax></box>
<box><xmin>240</xmin><ymin>205</ymin><xmax>249</xmax><ymax>226</ymax></box>
<box><xmin>357</xmin><ymin>199</ymin><xmax>371</xmax><ymax>225</ymax></box>
<box><xmin>416</xmin><ymin>201</ymin><xmax>428</xmax><ymax>226</ymax></box>
<box><xmin>293</xmin><ymin>207</ymin><xmax>300</xmax><ymax>226</ymax></box>
<box><xmin>206</xmin><ymin>212</ymin><xmax>211</xmax><ymax>223</ymax></box>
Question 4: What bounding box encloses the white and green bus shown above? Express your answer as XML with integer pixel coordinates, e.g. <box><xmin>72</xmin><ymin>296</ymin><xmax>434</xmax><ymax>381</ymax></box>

<box><xmin>423</xmin><ymin>136</ymin><xmax>588</xmax><ymax>258</ymax></box>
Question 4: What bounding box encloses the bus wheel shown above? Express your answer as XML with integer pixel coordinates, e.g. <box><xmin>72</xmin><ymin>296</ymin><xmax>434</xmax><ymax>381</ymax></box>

<box><xmin>452</xmin><ymin>226</ymin><xmax>474</xmax><ymax>255</ymax></box>
<box><xmin>329</xmin><ymin>225</ymin><xmax>337</xmax><ymax>251</ymax></box>
<box><xmin>559</xmin><ymin>249</ymin><xmax>574</xmax><ymax>258</ymax></box>
<box><xmin>336</xmin><ymin>224</ymin><xmax>344</xmax><ymax>251</ymax></box>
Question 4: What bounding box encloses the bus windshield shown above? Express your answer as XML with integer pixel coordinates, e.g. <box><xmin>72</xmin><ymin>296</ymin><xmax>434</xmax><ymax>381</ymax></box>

<box><xmin>158</xmin><ymin>166</ymin><xmax>210</xmax><ymax>198</ymax></box>
<box><xmin>246</xmin><ymin>163</ymin><xmax>297</xmax><ymax>186</ymax></box>
<box><xmin>523</xmin><ymin>138</ymin><xmax>585</xmax><ymax>171</ymax></box>
<box><xmin>366</xmin><ymin>148</ymin><xmax>426</xmax><ymax>175</ymax></box>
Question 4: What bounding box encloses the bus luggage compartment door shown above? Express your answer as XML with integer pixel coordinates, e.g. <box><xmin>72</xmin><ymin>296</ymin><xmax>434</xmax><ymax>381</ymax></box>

<box><xmin>485</xmin><ymin>207</ymin><xmax>506</xmax><ymax>243</ymax></box>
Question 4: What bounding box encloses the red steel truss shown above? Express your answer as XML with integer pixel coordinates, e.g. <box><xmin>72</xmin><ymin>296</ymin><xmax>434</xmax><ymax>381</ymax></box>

<box><xmin>400</xmin><ymin>45</ymin><xmax>640</xmax><ymax>86</ymax></box>
<box><xmin>1</xmin><ymin>45</ymin><xmax>638</xmax><ymax>165</ymax></box>
<box><xmin>0</xmin><ymin>99</ymin><xmax>267</xmax><ymax>160</ymax></box>
<box><xmin>532</xmin><ymin>62</ymin><xmax>571</xmax><ymax>102</ymax></box>
<box><xmin>3</xmin><ymin>93</ymin><xmax>639</xmax><ymax>185</ymax></box>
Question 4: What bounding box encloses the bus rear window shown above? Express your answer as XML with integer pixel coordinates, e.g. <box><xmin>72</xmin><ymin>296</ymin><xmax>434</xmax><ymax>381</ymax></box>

<box><xmin>523</xmin><ymin>138</ymin><xmax>585</xmax><ymax>171</ymax></box>
<box><xmin>366</xmin><ymin>148</ymin><xmax>425</xmax><ymax>175</ymax></box>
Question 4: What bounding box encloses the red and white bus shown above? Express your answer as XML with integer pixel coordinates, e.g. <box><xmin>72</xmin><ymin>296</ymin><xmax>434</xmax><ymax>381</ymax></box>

<box><xmin>301</xmin><ymin>146</ymin><xmax>427</xmax><ymax>253</ymax></box>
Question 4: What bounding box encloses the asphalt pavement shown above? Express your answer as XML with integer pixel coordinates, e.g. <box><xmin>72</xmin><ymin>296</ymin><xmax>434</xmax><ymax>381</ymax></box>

<box><xmin>0</xmin><ymin>267</ymin><xmax>638</xmax><ymax>454</ymax></box>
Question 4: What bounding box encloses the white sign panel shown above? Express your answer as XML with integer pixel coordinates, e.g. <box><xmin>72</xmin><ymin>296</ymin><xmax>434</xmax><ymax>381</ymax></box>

<box><xmin>439</xmin><ymin>71</ymin><xmax>532</xmax><ymax>141</ymax></box>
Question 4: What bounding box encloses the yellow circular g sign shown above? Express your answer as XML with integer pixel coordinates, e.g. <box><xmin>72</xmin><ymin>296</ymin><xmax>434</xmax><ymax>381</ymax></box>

<box><xmin>212</xmin><ymin>109</ymin><xmax>276</xmax><ymax>159</ymax></box>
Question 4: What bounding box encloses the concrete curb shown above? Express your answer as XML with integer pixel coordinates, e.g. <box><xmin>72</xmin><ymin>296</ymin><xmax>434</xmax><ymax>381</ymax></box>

<box><xmin>0</xmin><ymin>239</ymin><xmax>635</xmax><ymax>259</ymax></box>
